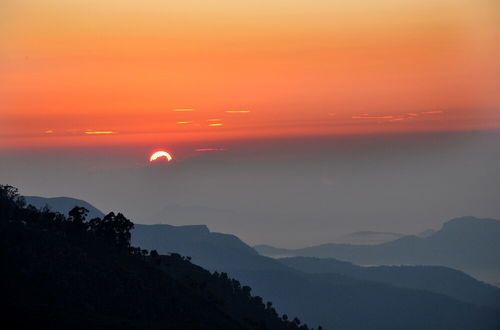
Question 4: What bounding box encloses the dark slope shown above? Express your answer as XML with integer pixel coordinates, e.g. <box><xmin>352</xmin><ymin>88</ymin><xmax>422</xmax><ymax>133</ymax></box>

<box><xmin>25</xmin><ymin>195</ymin><xmax>105</xmax><ymax>219</ymax></box>
<box><xmin>1</xmin><ymin>186</ymin><xmax>306</xmax><ymax>330</ymax></box>
<box><xmin>280</xmin><ymin>257</ymin><xmax>500</xmax><ymax>311</ymax></box>
<box><xmin>254</xmin><ymin>217</ymin><xmax>500</xmax><ymax>273</ymax></box>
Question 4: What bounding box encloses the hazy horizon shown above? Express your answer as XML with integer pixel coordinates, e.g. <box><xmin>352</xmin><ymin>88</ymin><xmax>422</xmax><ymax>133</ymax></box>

<box><xmin>2</xmin><ymin>129</ymin><xmax>499</xmax><ymax>248</ymax></box>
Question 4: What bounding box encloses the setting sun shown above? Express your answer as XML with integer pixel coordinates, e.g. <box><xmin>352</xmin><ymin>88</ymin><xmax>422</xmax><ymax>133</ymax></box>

<box><xmin>149</xmin><ymin>151</ymin><xmax>173</xmax><ymax>162</ymax></box>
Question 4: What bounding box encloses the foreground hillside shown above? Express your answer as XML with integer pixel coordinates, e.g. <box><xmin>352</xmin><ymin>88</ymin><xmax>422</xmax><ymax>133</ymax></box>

<box><xmin>1</xmin><ymin>185</ymin><xmax>309</xmax><ymax>330</ymax></box>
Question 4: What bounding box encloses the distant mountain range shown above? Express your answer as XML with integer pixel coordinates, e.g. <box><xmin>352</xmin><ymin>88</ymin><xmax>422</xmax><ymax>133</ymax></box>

<box><xmin>332</xmin><ymin>230</ymin><xmax>405</xmax><ymax>245</ymax></box>
<box><xmin>24</xmin><ymin>196</ymin><xmax>105</xmax><ymax>219</ymax></box>
<box><xmin>25</xmin><ymin>194</ymin><xmax>500</xmax><ymax>329</ymax></box>
<box><xmin>255</xmin><ymin>216</ymin><xmax>500</xmax><ymax>284</ymax></box>
<box><xmin>280</xmin><ymin>257</ymin><xmax>500</xmax><ymax>311</ymax></box>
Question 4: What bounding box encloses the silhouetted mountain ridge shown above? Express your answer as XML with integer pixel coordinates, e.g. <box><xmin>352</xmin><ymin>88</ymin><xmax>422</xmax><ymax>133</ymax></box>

<box><xmin>132</xmin><ymin>224</ymin><xmax>282</xmax><ymax>273</ymax></box>
<box><xmin>279</xmin><ymin>256</ymin><xmax>500</xmax><ymax>311</ymax></box>
<box><xmin>255</xmin><ymin>216</ymin><xmax>500</xmax><ymax>277</ymax></box>
<box><xmin>24</xmin><ymin>196</ymin><xmax>105</xmax><ymax>219</ymax></box>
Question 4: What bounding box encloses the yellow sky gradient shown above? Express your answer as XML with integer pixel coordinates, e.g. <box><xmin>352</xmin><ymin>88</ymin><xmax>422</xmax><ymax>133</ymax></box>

<box><xmin>1</xmin><ymin>0</ymin><xmax>499</xmax><ymax>148</ymax></box>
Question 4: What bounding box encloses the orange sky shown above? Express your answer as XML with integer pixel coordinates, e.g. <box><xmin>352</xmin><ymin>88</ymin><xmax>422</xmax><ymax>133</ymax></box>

<box><xmin>1</xmin><ymin>0</ymin><xmax>499</xmax><ymax>149</ymax></box>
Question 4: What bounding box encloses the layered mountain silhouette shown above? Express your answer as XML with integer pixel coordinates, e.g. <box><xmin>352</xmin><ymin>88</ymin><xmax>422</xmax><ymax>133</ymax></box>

<box><xmin>21</xmin><ymin>193</ymin><xmax>500</xmax><ymax>329</ymax></box>
<box><xmin>255</xmin><ymin>217</ymin><xmax>500</xmax><ymax>277</ymax></box>
<box><xmin>279</xmin><ymin>257</ymin><xmax>500</xmax><ymax>311</ymax></box>
<box><xmin>129</xmin><ymin>223</ymin><xmax>500</xmax><ymax>329</ymax></box>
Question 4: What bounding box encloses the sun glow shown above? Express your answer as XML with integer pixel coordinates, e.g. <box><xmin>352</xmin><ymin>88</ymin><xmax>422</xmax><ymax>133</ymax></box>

<box><xmin>149</xmin><ymin>151</ymin><xmax>173</xmax><ymax>162</ymax></box>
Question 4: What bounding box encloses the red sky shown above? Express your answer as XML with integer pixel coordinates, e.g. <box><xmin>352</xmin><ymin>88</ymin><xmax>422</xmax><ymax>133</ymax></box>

<box><xmin>1</xmin><ymin>0</ymin><xmax>499</xmax><ymax>149</ymax></box>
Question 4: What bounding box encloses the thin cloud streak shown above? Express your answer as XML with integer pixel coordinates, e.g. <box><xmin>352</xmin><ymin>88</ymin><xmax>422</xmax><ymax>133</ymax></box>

<box><xmin>84</xmin><ymin>131</ymin><xmax>116</xmax><ymax>135</ymax></box>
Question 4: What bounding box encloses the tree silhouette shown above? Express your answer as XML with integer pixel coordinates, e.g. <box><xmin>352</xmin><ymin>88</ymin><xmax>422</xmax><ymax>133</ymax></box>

<box><xmin>68</xmin><ymin>206</ymin><xmax>89</xmax><ymax>224</ymax></box>
<box><xmin>242</xmin><ymin>285</ymin><xmax>252</xmax><ymax>298</ymax></box>
<box><xmin>89</xmin><ymin>212</ymin><xmax>134</xmax><ymax>248</ymax></box>
<box><xmin>68</xmin><ymin>206</ymin><xmax>89</xmax><ymax>234</ymax></box>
